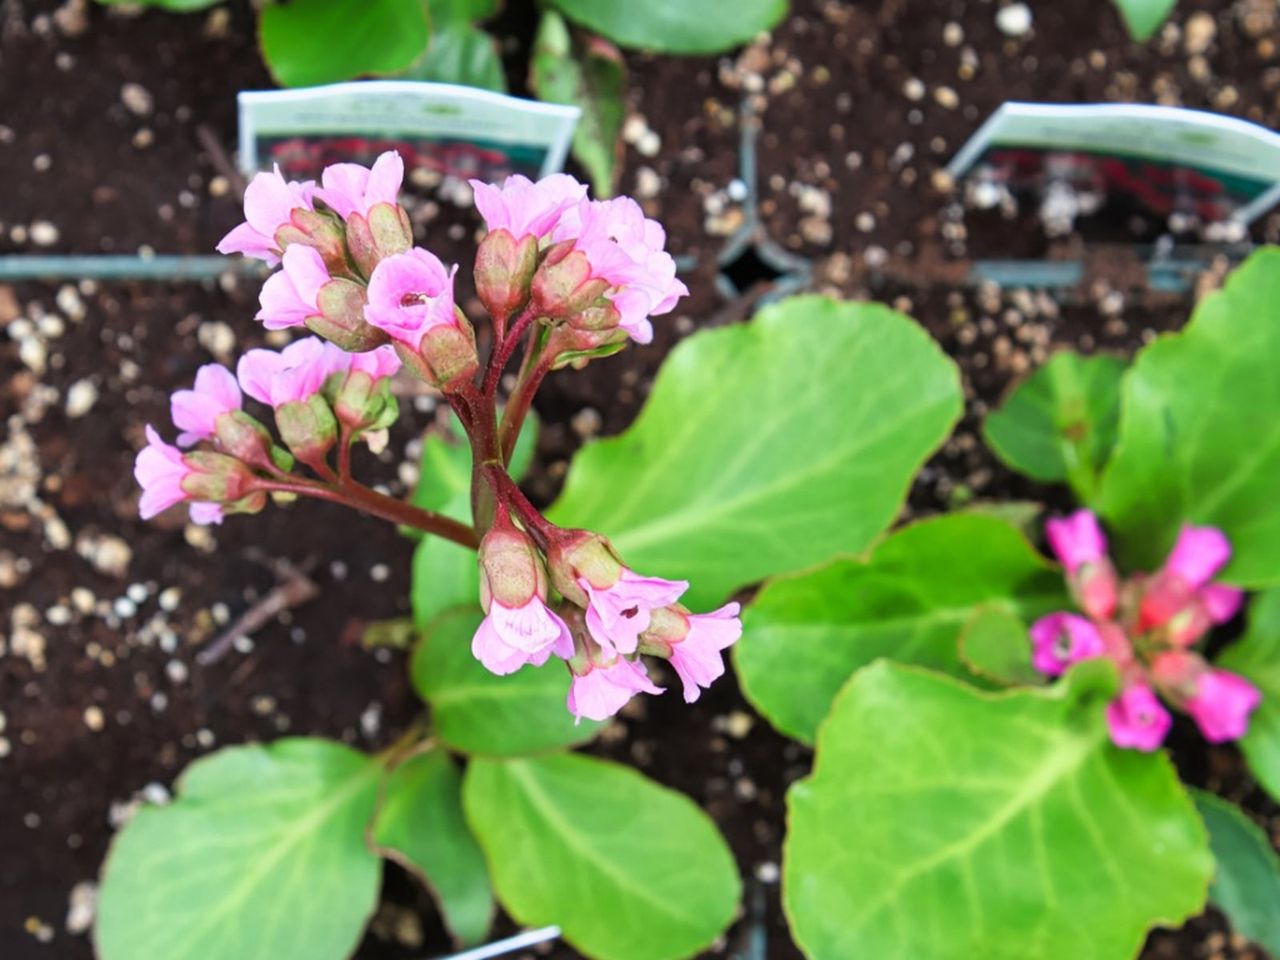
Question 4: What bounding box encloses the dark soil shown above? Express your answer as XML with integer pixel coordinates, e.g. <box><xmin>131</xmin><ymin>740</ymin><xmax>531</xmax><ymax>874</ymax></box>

<box><xmin>2</xmin><ymin>1</ymin><xmax>1278</xmax><ymax>959</ymax></box>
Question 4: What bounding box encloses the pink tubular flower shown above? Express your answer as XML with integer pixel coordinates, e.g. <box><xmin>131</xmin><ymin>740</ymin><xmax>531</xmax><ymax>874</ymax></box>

<box><xmin>472</xmin><ymin>598</ymin><xmax>574</xmax><ymax>676</ymax></box>
<box><xmin>1201</xmin><ymin>583</ymin><xmax>1245</xmax><ymax>624</ymax></box>
<box><xmin>1045</xmin><ymin>509</ymin><xmax>1108</xmax><ymax>574</ymax></box>
<box><xmin>1029</xmin><ymin>612</ymin><xmax>1106</xmax><ymax>676</ymax></box>
<box><xmin>315</xmin><ymin>151</ymin><xmax>404</xmax><ymax>220</ymax></box>
<box><xmin>237</xmin><ymin>338</ymin><xmax>342</xmax><ymax>409</ymax></box>
<box><xmin>567</xmin><ymin>658</ymin><xmax>663</xmax><ymax>722</ymax></box>
<box><xmin>171</xmin><ymin>364</ymin><xmax>242</xmax><ymax>447</ymax></box>
<box><xmin>469</xmin><ymin>174</ymin><xmax>588</xmax><ymax>239</ymax></box>
<box><xmin>667</xmin><ymin>603</ymin><xmax>743</xmax><ymax>703</ymax></box>
<box><xmin>216</xmin><ymin>165</ymin><xmax>315</xmax><ymax>265</ymax></box>
<box><xmin>580</xmin><ymin>569</ymin><xmax>689</xmax><ymax>657</ymax></box>
<box><xmin>1164</xmin><ymin>524</ymin><xmax>1232</xmax><ymax>589</ymax></box>
<box><xmin>1185</xmin><ymin>670</ymin><xmax>1261</xmax><ymax>743</ymax></box>
<box><xmin>551</xmin><ymin>197</ymin><xmax>688</xmax><ymax>344</ymax></box>
<box><xmin>256</xmin><ymin>245</ymin><xmax>332</xmax><ymax>331</ymax></box>
<box><xmin>133</xmin><ymin>426</ymin><xmax>221</xmax><ymax>524</ymax></box>
<box><xmin>347</xmin><ymin>344</ymin><xmax>402</xmax><ymax>380</ymax></box>
<box><xmin>1106</xmin><ymin>683</ymin><xmax>1172</xmax><ymax>752</ymax></box>
<box><xmin>365</xmin><ymin>248</ymin><xmax>458</xmax><ymax>349</ymax></box>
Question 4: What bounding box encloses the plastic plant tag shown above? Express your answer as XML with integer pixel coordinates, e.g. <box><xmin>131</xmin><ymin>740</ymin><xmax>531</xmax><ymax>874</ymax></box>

<box><xmin>947</xmin><ymin>102</ymin><xmax>1280</xmax><ymax>225</ymax></box>
<box><xmin>237</xmin><ymin>81</ymin><xmax>580</xmax><ymax>182</ymax></box>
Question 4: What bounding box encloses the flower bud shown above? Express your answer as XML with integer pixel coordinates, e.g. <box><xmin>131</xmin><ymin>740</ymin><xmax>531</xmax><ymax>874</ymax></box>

<box><xmin>639</xmin><ymin>602</ymin><xmax>742</xmax><ymax>703</ymax></box>
<box><xmin>546</xmin><ymin>530</ymin><xmax>623</xmax><ymax>607</ymax></box>
<box><xmin>475</xmin><ymin>229</ymin><xmax>540</xmax><ymax>323</ymax></box>
<box><xmin>180</xmin><ymin>450</ymin><xmax>258</xmax><ymax>503</ymax></box>
<box><xmin>478</xmin><ymin>520</ymin><xmax>549</xmax><ymax>612</ymax></box>
<box><xmin>275</xmin><ymin>393</ymin><xmax>338</xmax><ymax>465</ymax></box>
<box><xmin>345</xmin><ymin>202</ymin><xmax>413</xmax><ymax>278</ymax></box>
<box><xmin>393</xmin><ymin>308</ymin><xmax>480</xmax><ymax>393</ymax></box>
<box><xmin>309</xmin><ymin>278</ymin><xmax>389</xmax><ymax>352</ymax></box>
<box><xmin>1106</xmin><ymin>682</ymin><xmax>1171</xmax><ymax>752</ymax></box>
<box><xmin>331</xmin><ymin>371</ymin><xmax>398</xmax><ymax>434</ymax></box>
<box><xmin>212</xmin><ymin>410</ymin><xmax>277</xmax><ymax>471</ymax></box>
<box><xmin>273</xmin><ymin>208</ymin><xmax>350</xmax><ymax>277</ymax></box>
<box><xmin>530</xmin><ymin>241</ymin><xmax>610</xmax><ymax>319</ymax></box>
<box><xmin>546</xmin><ymin>324</ymin><xmax>629</xmax><ymax>371</ymax></box>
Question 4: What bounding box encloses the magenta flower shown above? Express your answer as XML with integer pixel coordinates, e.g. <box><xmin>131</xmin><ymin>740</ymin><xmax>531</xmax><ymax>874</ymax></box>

<box><xmin>1164</xmin><ymin>524</ymin><xmax>1232</xmax><ymax>589</ymax></box>
<box><xmin>1201</xmin><ymin>583</ymin><xmax>1245</xmax><ymax>624</ymax></box>
<box><xmin>216</xmin><ymin>165</ymin><xmax>315</xmax><ymax>266</ymax></box>
<box><xmin>1044</xmin><ymin>510</ymin><xmax>1108</xmax><ymax>574</ymax></box>
<box><xmin>237</xmin><ymin>338</ymin><xmax>344</xmax><ymax>409</ymax></box>
<box><xmin>580</xmin><ymin>569</ymin><xmax>689</xmax><ymax>657</ymax></box>
<box><xmin>134</xmin><ymin>426</ymin><xmax>221</xmax><ymax>524</ymax></box>
<box><xmin>551</xmin><ymin>197</ymin><xmax>688</xmax><ymax>344</ymax></box>
<box><xmin>472</xmin><ymin>598</ymin><xmax>574</xmax><ymax>676</ymax></box>
<box><xmin>315</xmin><ymin>151</ymin><xmax>404</xmax><ymax>221</ymax></box>
<box><xmin>365</xmin><ymin>248</ymin><xmax>458</xmax><ymax>349</ymax></box>
<box><xmin>1185</xmin><ymin>670</ymin><xmax>1261</xmax><ymax>743</ymax></box>
<box><xmin>470</xmin><ymin>174</ymin><xmax>588</xmax><ymax>239</ymax></box>
<box><xmin>667</xmin><ymin>603</ymin><xmax>743</xmax><ymax>703</ymax></box>
<box><xmin>567</xmin><ymin>657</ymin><xmax>664</xmax><ymax>722</ymax></box>
<box><xmin>256</xmin><ymin>245</ymin><xmax>332</xmax><ymax>331</ymax></box>
<box><xmin>347</xmin><ymin>344</ymin><xmax>402</xmax><ymax>380</ymax></box>
<box><xmin>1106</xmin><ymin>683</ymin><xmax>1172</xmax><ymax>752</ymax></box>
<box><xmin>1029</xmin><ymin>612</ymin><xmax>1105</xmax><ymax>676</ymax></box>
<box><xmin>170</xmin><ymin>364</ymin><xmax>242</xmax><ymax>447</ymax></box>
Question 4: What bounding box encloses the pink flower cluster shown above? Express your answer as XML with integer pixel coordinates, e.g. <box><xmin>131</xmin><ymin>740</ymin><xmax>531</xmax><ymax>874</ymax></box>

<box><xmin>1031</xmin><ymin>510</ymin><xmax>1258</xmax><ymax>751</ymax></box>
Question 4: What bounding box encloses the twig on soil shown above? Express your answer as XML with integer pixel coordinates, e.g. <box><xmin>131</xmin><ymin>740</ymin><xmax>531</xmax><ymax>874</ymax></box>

<box><xmin>196</xmin><ymin>554</ymin><xmax>320</xmax><ymax>665</ymax></box>
<box><xmin>195</xmin><ymin>123</ymin><xmax>249</xmax><ymax>202</ymax></box>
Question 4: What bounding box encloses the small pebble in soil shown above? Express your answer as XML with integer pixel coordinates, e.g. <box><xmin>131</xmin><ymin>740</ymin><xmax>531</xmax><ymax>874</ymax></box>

<box><xmin>30</xmin><ymin>220</ymin><xmax>60</xmax><ymax>246</ymax></box>
<box><xmin>996</xmin><ymin>3</ymin><xmax>1033</xmax><ymax>37</ymax></box>
<box><xmin>120</xmin><ymin>82</ymin><xmax>154</xmax><ymax>117</ymax></box>
<box><xmin>65</xmin><ymin>881</ymin><xmax>98</xmax><ymax>936</ymax></box>
<box><xmin>64</xmin><ymin>378</ymin><xmax>98</xmax><ymax>418</ymax></box>
<box><xmin>370</xmin><ymin>563</ymin><xmax>390</xmax><ymax>583</ymax></box>
<box><xmin>83</xmin><ymin>706</ymin><xmax>104</xmax><ymax>732</ymax></box>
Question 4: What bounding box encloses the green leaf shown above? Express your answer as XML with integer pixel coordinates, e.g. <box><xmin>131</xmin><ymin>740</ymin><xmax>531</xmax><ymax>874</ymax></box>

<box><xmin>531</xmin><ymin>10</ymin><xmax>626</xmax><ymax>197</ymax></box>
<box><xmin>736</xmin><ymin>514</ymin><xmax>1067</xmax><ymax>742</ymax></box>
<box><xmin>1097</xmin><ymin>248</ymin><xmax>1280</xmax><ymax>587</ymax></box>
<box><xmin>785</xmin><ymin>662</ymin><xmax>1212</xmax><ymax>960</ymax></box>
<box><xmin>410</xmin><ymin>413</ymin><xmax>537</xmax><ymax>627</ymax></box>
<box><xmin>98</xmin><ymin>0</ymin><xmax>220</xmax><ymax>9</ymax></box>
<box><xmin>983</xmin><ymin>351</ymin><xmax>1127</xmax><ymax>501</ymax></box>
<box><xmin>411</xmin><ymin>608</ymin><xmax>600</xmax><ymax>755</ymax></box>
<box><xmin>548</xmin><ymin>296</ymin><xmax>962</xmax><ymax>610</ymax></box>
<box><xmin>1216</xmin><ymin>589</ymin><xmax>1280</xmax><ymax>802</ymax></box>
<box><xmin>547</xmin><ymin>0</ymin><xmax>788</xmax><ymax>53</ymax></box>
<box><xmin>260</xmin><ymin>0</ymin><xmax>431</xmax><ymax>88</ymax></box>
<box><xmin>959</xmin><ymin>604</ymin><xmax>1045</xmax><ymax>688</ymax></box>
<box><xmin>403</xmin><ymin>17</ymin><xmax>506</xmax><ymax>92</ymax></box>
<box><xmin>374</xmin><ymin>749</ymin><xmax>493</xmax><ymax>946</ymax></box>
<box><xmin>1112</xmin><ymin>0</ymin><xmax>1178</xmax><ymax>41</ymax></box>
<box><xmin>1192</xmin><ymin>790</ymin><xmax>1280</xmax><ymax>957</ymax></box>
<box><xmin>96</xmin><ymin>739</ymin><xmax>383</xmax><ymax>960</ymax></box>
<box><xmin>464</xmin><ymin>754</ymin><xmax>741</xmax><ymax>960</ymax></box>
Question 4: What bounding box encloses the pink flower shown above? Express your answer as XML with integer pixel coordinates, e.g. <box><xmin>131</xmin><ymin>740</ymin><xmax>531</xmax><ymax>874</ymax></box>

<box><xmin>315</xmin><ymin>151</ymin><xmax>404</xmax><ymax>220</ymax></box>
<box><xmin>552</xmin><ymin>197</ymin><xmax>688</xmax><ymax>344</ymax></box>
<box><xmin>170</xmin><ymin>364</ymin><xmax>242</xmax><ymax>447</ymax></box>
<box><xmin>365</xmin><ymin>248</ymin><xmax>458</xmax><ymax>349</ymax></box>
<box><xmin>133</xmin><ymin>426</ymin><xmax>221</xmax><ymax>524</ymax></box>
<box><xmin>1185</xmin><ymin>670</ymin><xmax>1261</xmax><ymax>743</ymax></box>
<box><xmin>1106</xmin><ymin>683</ymin><xmax>1172</xmax><ymax>752</ymax></box>
<box><xmin>667</xmin><ymin>603</ymin><xmax>742</xmax><ymax>703</ymax></box>
<box><xmin>580</xmin><ymin>569</ymin><xmax>688</xmax><ymax>657</ymax></box>
<box><xmin>469</xmin><ymin>174</ymin><xmax>588</xmax><ymax>239</ymax></box>
<box><xmin>472</xmin><ymin>597</ymin><xmax>574</xmax><ymax>676</ymax></box>
<box><xmin>347</xmin><ymin>344</ymin><xmax>402</xmax><ymax>380</ymax></box>
<box><xmin>1201</xmin><ymin>583</ymin><xmax>1244</xmax><ymax>624</ymax></box>
<box><xmin>236</xmin><ymin>338</ymin><xmax>343</xmax><ymax>409</ymax></box>
<box><xmin>567</xmin><ymin>658</ymin><xmax>663</xmax><ymax>722</ymax></box>
<box><xmin>1029</xmin><ymin>612</ymin><xmax>1106</xmax><ymax>676</ymax></box>
<box><xmin>256</xmin><ymin>245</ymin><xmax>332</xmax><ymax>331</ymax></box>
<box><xmin>216</xmin><ymin>165</ymin><xmax>315</xmax><ymax>265</ymax></box>
<box><xmin>1164</xmin><ymin>525</ymin><xmax>1232</xmax><ymax>589</ymax></box>
<box><xmin>1045</xmin><ymin>510</ymin><xmax>1108</xmax><ymax>574</ymax></box>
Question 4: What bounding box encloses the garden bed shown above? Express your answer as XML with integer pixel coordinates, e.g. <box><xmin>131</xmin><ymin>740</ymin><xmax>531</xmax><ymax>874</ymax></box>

<box><xmin>3</xmin><ymin>1</ymin><xmax>1279</xmax><ymax>958</ymax></box>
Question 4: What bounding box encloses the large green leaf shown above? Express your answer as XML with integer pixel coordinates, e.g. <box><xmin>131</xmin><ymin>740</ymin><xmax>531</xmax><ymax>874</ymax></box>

<box><xmin>1112</xmin><ymin>0</ymin><xmax>1178</xmax><ymax>41</ymax></box>
<box><xmin>984</xmin><ymin>351</ymin><xmax>1126</xmax><ymax>502</ymax></box>
<box><xmin>374</xmin><ymin>749</ymin><xmax>493</xmax><ymax>946</ymax></box>
<box><xmin>1097</xmin><ymin>248</ymin><xmax>1280</xmax><ymax>587</ymax></box>
<box><xmin>548</xmin><ymin>296</ymin><xmax>962</xmax><ymax>610</ymax></box>
<box><xmin>411</xmin><ymin>608</ymin><xmax>600</xmax><ymax>755</ymax></box>
<box><xmin>402</xmin><ymin>0</ymin><xmax>505</xmax><ymax>92</ymax></box>
<box><xmin>1192</xmin><ymin>790</ymin><xmax>1280</xmax><ymax>957</ymax></box>
<box><xmin>547</xmin><ymin>0</ymin><xmax>787</xmax><ymax>53</ymax></box>
<box><xmin>464</xmin><ymin>754</ymin><xmax>740</xmax><ymax>960</ymax></box>
<box><xmin>1216</xmin><ymin>589</ymin><xmax>1280</xmax><ymax>802</ymax></box>
<box><xmin>786</xmin><ymin>662</ymin><xmax>1212</xmax><ymax>960</ymax></box>
<box><xmin>531</xmin><ymin>10</ymin><xmax>626</xmax><ymax>197</ymax></box>
<box><xmin>96</xmin><ymin>739</ymin><xmax>382</xmax><ymax>960</ymax></box>
<box><xmin>260</xmin><ymin>0</ymin><xmax>431</xmax><ymax>88</ymax></box>
<box><xmin>410</xmin><ymin>413</ymin><xmax>537</xmax><ymax>627</ymax></box>
<box><xmin>736</xmin><ymin>514</ymin><xmax>1067</xmax><ymax>743</ymax></box>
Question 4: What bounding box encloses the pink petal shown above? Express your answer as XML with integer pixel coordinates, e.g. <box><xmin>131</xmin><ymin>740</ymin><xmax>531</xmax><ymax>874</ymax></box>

<box><xmin>216</xmin><ymin>221</ymin><xmax>278</xmax><ymax>265</ymax></box>
<box><xmin>1186</xmin><ymin>670</ymin><xmax>1261</xmax><ymax>743</ymax></box>
<box><xmin>1106</xmin><ymin>684</ymin><xmax>1171</xmax><ymax>752</ymax></box>
<box><xmin>1201</xmin><ymin>583</ymin><xmax>1245</xmax><ymax>624</ymax></box>
<box><xmin>1044</xmin><ymin>510</ymin><xmax>1108</xmax><ymax>574</ymax></box>
<box><xmin>1165</xmin><ymin>525</ymin><xmax>1233</xmax><ymax>588</ymax></box>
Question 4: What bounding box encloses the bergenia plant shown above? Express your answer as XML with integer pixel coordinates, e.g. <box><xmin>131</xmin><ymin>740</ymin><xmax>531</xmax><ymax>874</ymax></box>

<box><xmin>736</xmin><ymin>248</ymin><xmax>1280</xmax><ymax>960</ymax></box>
<box><xmin>97</xmin><ymin>146</ymin><xmax>968</xmax><ymax>960</ymax></box>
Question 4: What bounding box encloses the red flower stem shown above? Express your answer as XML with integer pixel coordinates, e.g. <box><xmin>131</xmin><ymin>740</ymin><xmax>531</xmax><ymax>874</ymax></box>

<box><xmin>481</xmin><ymin>305</ymin><xmax>541</xmax><ymax>400</ymax></box>
<box><xmin>337</xmin><ymin>424</ymin><xmax>354</xmax><ymax>484</ymax></box>
<box><xmin>498</xmin><ymin>348</ymin><xmax>554</xmax><ymax>465</ymax></box>
<box><xmin>482</xmin><ymin>463</ymin><xmax>554</xmax><ymax>552</ymax></box>
<box><xmin>257</xmin><ymin>478</ymin><xmax>479</xmax><ymax>549</ymax></box>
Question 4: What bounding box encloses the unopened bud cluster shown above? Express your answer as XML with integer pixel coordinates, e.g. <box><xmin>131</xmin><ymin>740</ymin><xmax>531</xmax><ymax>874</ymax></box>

<box><xmin>135</xmin><ymin>150</ymin><xmax>734</xmax><ymax>721</ymax></box>
<box><xmin>1031</xmin><ymin>510</ymin><xmax>1258</xmax><ymax>751</ymax></box>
